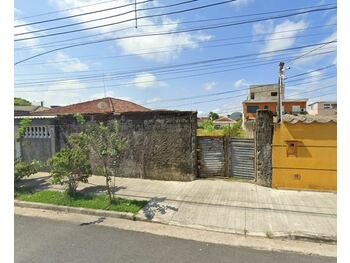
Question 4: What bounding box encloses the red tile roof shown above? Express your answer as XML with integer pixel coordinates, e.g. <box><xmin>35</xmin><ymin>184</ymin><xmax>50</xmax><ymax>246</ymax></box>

<box><xmin>35</xmin><ymin>97</ymin><xmax>150</xmax><ymax>115</ymax></box>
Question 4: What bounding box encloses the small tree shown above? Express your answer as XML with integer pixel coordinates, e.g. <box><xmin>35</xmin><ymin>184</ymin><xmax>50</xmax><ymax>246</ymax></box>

<box><xmin>208</xmin><ymin>112</ymin><xmax>219</xmax><ymax>121</ymax></box>
<box><xmin>84</xmin><ymin>121</ymin><xmax>128</xmax><ymax>202</ymax></box>
<box><xmin>47</xmin><ymin>133</ymin><xmax>92</xmax><ymax>196</ymax></box>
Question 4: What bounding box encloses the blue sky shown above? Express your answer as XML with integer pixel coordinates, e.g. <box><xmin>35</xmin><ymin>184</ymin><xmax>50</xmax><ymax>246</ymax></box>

<box><xmin>14</xmin><ymin>0</ymin><xmax>337</xmax><ymax>116</ymax></box>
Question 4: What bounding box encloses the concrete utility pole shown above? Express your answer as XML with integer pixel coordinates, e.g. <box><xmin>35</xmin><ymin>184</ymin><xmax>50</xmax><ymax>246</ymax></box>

<box><xmin>277</xmin><ymin>62</ymin><xmax>285</xmax><ymax>123</ymax></box>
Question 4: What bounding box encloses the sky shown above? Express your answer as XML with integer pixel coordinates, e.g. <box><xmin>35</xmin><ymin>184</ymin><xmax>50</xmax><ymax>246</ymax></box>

<box><xmin>14</xmin><ymin>0</ymin><xmax>337</xmax><ymax>116</ymax></box>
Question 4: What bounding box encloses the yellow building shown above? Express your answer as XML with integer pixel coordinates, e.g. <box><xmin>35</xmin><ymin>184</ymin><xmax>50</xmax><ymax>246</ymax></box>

<box><xmin>272</xmin><ymin>114</ymin><xmax>337</xmax><ymax>191</ymax></box>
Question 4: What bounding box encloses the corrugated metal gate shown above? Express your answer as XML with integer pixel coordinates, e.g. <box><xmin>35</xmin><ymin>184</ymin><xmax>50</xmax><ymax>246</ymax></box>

<box><xmin>197</xmin><ymin>137</ymin><xmax>225</xmax><ymax>177</ymax></box>
<box><xmin>229</xmin><ymin>138</ymin><xmax>255</xmax><ymax>178</ymax></box>
<box><xmin>197</xmin><ymin>137</ymin><xmax>255</xmax><ymax>179</ymax></box>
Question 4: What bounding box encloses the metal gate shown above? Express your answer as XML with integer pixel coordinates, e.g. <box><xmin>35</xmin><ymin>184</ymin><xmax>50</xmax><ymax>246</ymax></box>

<box><xmin>197</xmin><ymin>137</ymin><xmax>225</xmax><ymax>177</ymax></box>
<box><xmin>229</xmin><ymin>138</ymin><xmax>255</xmax><ymax>179</ymax></box>
<box><xmin>197</xmin><ymin>137</ymin><xmax>255</xmax><ymax>179</ymax></box>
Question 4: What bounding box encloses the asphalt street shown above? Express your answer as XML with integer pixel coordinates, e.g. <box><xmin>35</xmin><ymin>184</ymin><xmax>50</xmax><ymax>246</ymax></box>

<box><xmin>15</xmin><ymin>215</ymin><xmax>336</xmax><ymax>263</ymax></box>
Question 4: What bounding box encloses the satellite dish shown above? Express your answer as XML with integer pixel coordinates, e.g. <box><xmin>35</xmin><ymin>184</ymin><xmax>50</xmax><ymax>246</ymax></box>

<box><xmin>97</xmin><ymin>101</ymin><xmax>108</xmax><ymax>110</ymax></box>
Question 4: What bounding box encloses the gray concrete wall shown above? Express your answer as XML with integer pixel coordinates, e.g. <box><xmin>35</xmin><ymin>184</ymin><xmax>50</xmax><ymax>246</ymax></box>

<box><xmin>248</xmin><ymin>84</ymin><xmax>282</xmax><ymax>101</ymax></box>
<box><xmin>255</xmin><ymin>110</ymin><xmax>273</xmax><ymax>187</ymax></box>
<box><xmin>56</xmin><ymin>111</ymin><xmax>198</xmax><ymax>181</ymax></box>
<box><xmin>118</xmin><ymin>111</ymin><xmax>197</xmax><ymax>181</ymax></box>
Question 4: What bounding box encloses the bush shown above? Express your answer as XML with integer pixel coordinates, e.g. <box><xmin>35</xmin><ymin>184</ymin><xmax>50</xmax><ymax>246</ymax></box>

<box><xmin>14</xmin><ymin>160</ymin><xmax>41</xmax><ymax>182</ymax></box>
<box><xmin>223</xmin><ymin>122</ymin><xmax>245</xmax><ymax>138</ymax></box>
<box><xmin>47</xmin><ymin>133</ymin><xmax>92</xmax><ymax>196</ymax></box>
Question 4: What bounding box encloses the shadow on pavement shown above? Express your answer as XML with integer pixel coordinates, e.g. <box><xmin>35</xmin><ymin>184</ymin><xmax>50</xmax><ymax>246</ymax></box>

<box><xmin>80</xmin><ymin>217</ymin><xmax>106</xmax><ymax>226</ymax></box>
<box><xmin>15</xmin><ymin>175</ymin><xmax>52</xmax><ymax>191</ymax></box>
<box><xmin>142</xmin><ymin>197</ymin><xmax>178</xmax><ymax>220</ymax></box>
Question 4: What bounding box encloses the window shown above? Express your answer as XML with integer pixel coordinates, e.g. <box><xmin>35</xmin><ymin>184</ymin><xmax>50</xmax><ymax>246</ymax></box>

<box><xmin>264</xmin><ymin>105</ymin><xmax>269</xmax><ymax>110</ymax></box>
<box><xmin>292</xmin><ymin>105</ymin><xmax>301</xmax><ymax>112</ymax></box>
<box><xmin>286</xmin><ymin>141</ymin><xmax>298</xmax><ymax>157</ymax></box>
<box><xmin>250</xmin><ymin>93</ymin><xmax>255</xmax><ymax>99</ymax></box>
<box><xmin>247</xmin><ymin>105</ymin><xmax>259</xmax><ymax>113</ymax></box>
<box><xmin>323</xmin><ymin>103</ymin><xmax>331</xmax><ymax>109</ymax></box>
<box><xmin>271</xmin><ymin>92</ymin><xmax>277</xmax><ymax>96</ymax></box>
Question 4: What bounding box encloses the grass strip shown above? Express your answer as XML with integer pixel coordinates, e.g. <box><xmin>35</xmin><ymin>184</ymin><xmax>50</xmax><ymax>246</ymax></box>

<box><xmin>15</xmin><ymin>188</ymin><xmax>147</xmax><ymax>214</ymax></box>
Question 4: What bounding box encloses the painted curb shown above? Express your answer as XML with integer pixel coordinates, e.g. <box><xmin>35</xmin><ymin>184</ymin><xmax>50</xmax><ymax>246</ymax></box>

<box><xmin>14</xmin><ymin>200</ymin><xmax>135</xmax><ymax>220</ymax></box>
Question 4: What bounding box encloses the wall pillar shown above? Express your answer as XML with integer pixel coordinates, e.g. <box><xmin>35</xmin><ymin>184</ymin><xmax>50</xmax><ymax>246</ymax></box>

<box><xmin>255</xmin><ymin>110</ymin><xmax>274</xmax><ymax>187</ymax></box>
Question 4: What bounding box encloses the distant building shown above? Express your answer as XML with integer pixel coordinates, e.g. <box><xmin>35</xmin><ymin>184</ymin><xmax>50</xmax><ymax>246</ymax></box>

<box><xmin>242</xmin><ymin>84</ymin><xmax>307</xmax><ymax>124</ymax></box>
<box><xmin>213</xmin><ymin>116</ymin><xmax>236</xmax><ymax>128</ymax></box>
<box><xmin>308</xmin><ymin>101</ymin><xmax>337</xmax><ymax>116</ymax></box>
<box><xmin>14</xmin><ymin>105</ymin><xmax>49</xmax><ymax>116</ymax></box>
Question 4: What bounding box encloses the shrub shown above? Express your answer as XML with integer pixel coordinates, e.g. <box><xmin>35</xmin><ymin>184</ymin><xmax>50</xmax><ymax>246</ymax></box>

<box><xmin>223</xmin><ymin>122</ymin><xmax>245</xmax><ymax>138</ymax></box>
<box><xmin>14</xmin><ymin>160</ymin><xmax>41</xmax><ymax>182</ymax></box>
<box><xmin>47</xmin><ymin>133</ymin><xmax>92</xmax><ymax>196</ymax></box>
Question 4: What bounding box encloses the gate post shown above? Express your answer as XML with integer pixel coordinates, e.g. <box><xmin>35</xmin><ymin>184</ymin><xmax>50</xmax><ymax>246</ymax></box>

<box><xmin>255</xmin><ymin>110</ymin><xmax>274</xmax><ymax>187</ymax></box>
<box><xmin>224</xmin><ymin>135</ymin><xmax>229</xmax><ymax>177</ymax></box>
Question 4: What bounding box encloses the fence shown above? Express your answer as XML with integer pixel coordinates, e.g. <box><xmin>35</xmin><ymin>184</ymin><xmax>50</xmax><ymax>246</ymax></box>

<box><xmin>197</xmin><ymin>136</ymin><xmax>255</xmax><ymax>179</ymax></box>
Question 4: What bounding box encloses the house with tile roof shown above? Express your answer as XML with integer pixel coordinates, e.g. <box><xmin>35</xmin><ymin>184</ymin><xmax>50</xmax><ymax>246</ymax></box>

<box><xmin>33</xmin><ymin>97</ymin><xmax>150</xmax><ymax>116</ymax></box>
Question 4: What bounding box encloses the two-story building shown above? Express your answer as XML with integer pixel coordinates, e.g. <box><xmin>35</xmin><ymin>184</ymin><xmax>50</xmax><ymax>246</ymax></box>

<box><xmin>242</xmin><ymin>84</ymin><xmax>307</xmax><ymax>136</ymax></box>
<box><xmin>308</xmin><ymin>101</ymin><xmax>337</xmax><ymax>116</ymax></box>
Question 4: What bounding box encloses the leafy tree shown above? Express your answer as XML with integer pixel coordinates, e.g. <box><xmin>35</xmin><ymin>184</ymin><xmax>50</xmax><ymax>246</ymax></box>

<box><xmin>208</xmin><ymin>112</ymin><xmax>219</xmax><ymax>121</ymax></box>
<box><xmin>14</xmin><ymin>160</ymin><xmax>41</xmax><ymax>182</ymax></box>
<box><xmin>14</xmin><ymin>97</ymin><xmax>32</xmax><ymax>106</ymax></box>
<box><xmin>74</xmin><ymin>113</ymin><xmax>128</xmax><ymax>203</ymax></box>
<box><xmin>48</xmin><ymin>133</ymin><xmax>92</xmax><ymax>196</ymax></box>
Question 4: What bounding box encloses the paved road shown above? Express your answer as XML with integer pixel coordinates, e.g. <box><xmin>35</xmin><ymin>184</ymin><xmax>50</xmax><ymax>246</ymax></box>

<box><xmin>15</xmin><ymin>215</ymin><xmax>335</xmax><ymax>263</ymax></box>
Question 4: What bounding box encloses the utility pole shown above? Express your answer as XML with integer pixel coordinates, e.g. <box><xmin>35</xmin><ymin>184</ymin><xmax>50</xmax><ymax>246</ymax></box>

<box><xmin>134</xmin><ymin>0</ymin><xmax>138</xmax><ymax>28</ymax></box>
<box><xmin>277</xmin><ymin>62</ymin><xmax>285</xmax><ymax>123</ymax></box>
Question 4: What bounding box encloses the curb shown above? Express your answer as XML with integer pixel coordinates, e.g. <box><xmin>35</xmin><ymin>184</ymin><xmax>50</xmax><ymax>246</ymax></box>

<box><xmin>15</xmin><ymin>200</ymin><xmax>336</xmax><ymax>244</ymax></box>
<box><xmin>134</xmin><ymin>215</ymin><xmax>337</xmax><ymax>244</ymax></box>
<box><xmin>14</xmin><ymin>200</ymin><xmax>135</xmax><ymax>221</ymax></box>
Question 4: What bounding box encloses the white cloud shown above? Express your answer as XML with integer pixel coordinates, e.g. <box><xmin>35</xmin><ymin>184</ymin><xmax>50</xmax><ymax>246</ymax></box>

<box><xmin>204</xmin><ymin>81</ymin><xmax>217</xmax><ymax>91</ymax></box>
<box><xmin>49</xmin><ymin>0</ymin><xmax>212</xmax><ymax>62</ymax></box>
<box><xmin>259</xmin><ymin>20</ymin><xmax>308</xmax><ymax>55</ymax></box>
<box><xmin>48</xmin><ymin>51</ymin><xmax>89</xmax><ymax>72</ymax></box>
<box><xmin>294</xmin><ymin>31</ymin><xmax>337</xmax><ymax>66</ymax></box>
<box><xmin>234</xmin><ymin>79</ymin><xmax>244</xmax><ymax>88</ymax></box>
<box><xmin>14</xmin><ymin>19</ymin><xmax>41</xmax><ymax>49</ymax></box>
<box><xmin>131</xmin><ymin>72</ymin><xmax>166</xmax><ymax>89</ymax></box>
<box><xmin>16</xmin><ymin>79</ymin><xmax>87</xmax><ymax>106</ymax></box>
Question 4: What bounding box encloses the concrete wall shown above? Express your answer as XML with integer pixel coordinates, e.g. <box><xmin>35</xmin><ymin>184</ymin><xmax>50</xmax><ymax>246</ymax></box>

<box><xmin>14</xmin><ymin>118</ymin><xmax>56</xmax><ymax>163</ymax></box>
<box><xmin>118</xmin><ymin>111</ymin><xmax>197</xmax><ymax>181</ymax></box>
<box><xmin>309</xmin><ymin>102</ymin><xmax>337</xmax><ymax>116</ymax></box>
<box><xmin>55</xmin><ymin>111</ymin><xmax>198</xmax><ymax>181</ymax></box>
<box><xmin>272</xmin><ymin>122</ymin><xmax>337</xmax><ymax>191</ymax></box>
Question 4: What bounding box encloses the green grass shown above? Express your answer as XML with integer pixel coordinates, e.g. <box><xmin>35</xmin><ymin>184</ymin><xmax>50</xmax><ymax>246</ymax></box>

<box><xmin>15</xmin><ymin>188</ymin><xmax>147</xmax><ymax>214</ymax></box>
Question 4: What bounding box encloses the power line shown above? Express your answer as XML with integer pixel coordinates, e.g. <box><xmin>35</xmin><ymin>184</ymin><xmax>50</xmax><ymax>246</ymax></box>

<box><xmin>15</xmin><ymin>0</ymin><xmax>235</xmax><ymax>37</ymax></box>
<box><xmin>15</xmin><ymin>0</ymin><xmax>208</xmax><ymax>35</ymax></box>
<box><xmin>14</xmin><ymin>4</ymin><xmax>336</xmax><ymax>42</ymax></box>
<box><xmin>285</xmin><ymin>64</ymin><xmax>336</xmax><ymax>79</ymax></box>
<box><xmin>14</xmin><ymin>11</ymin><xmax>337</xmax><ymax>65</ymax></box>
<box><xmin>15</xmin><ymin>42</ymin><xmax>335</xmax><ymax>86</ymax></box>
<box><xmin>15</xmin><ymin>31</ymin><xmax>334</xmax><ymax>68</ymax></box>
<box><xmin>15</xmin><ymin>0</ymin><xmax>155</xmax><ymax>28</ymax></box>
<box><xmin>15</xmin><ymin>3</ymin><xmax>335</xmax><ymax>46</ymax></box>
<box><xmin>15</xmin><ymin>0</ymin><xmax>128</xmax><ymax>20</ymax></box>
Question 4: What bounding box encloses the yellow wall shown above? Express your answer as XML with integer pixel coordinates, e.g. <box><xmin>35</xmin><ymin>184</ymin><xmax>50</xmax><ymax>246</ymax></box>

<box><xmin>272</xmin><ymin>122</ymin><xmax>337</xmax><ymax>191</ymax></box>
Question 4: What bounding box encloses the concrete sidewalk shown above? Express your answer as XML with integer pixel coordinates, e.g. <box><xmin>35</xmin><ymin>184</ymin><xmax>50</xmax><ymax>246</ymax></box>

<box><xmin>19</xmin><ymin>173</ymin><xmax>337</xmax><ymax>241</ymax></box>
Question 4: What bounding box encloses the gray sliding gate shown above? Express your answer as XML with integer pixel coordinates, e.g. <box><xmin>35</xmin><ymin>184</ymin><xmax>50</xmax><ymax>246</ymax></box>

<box><xmin>197</xmin><ymin>137</ymin><xmax>255</xmax><ymax>179</ymax></box>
